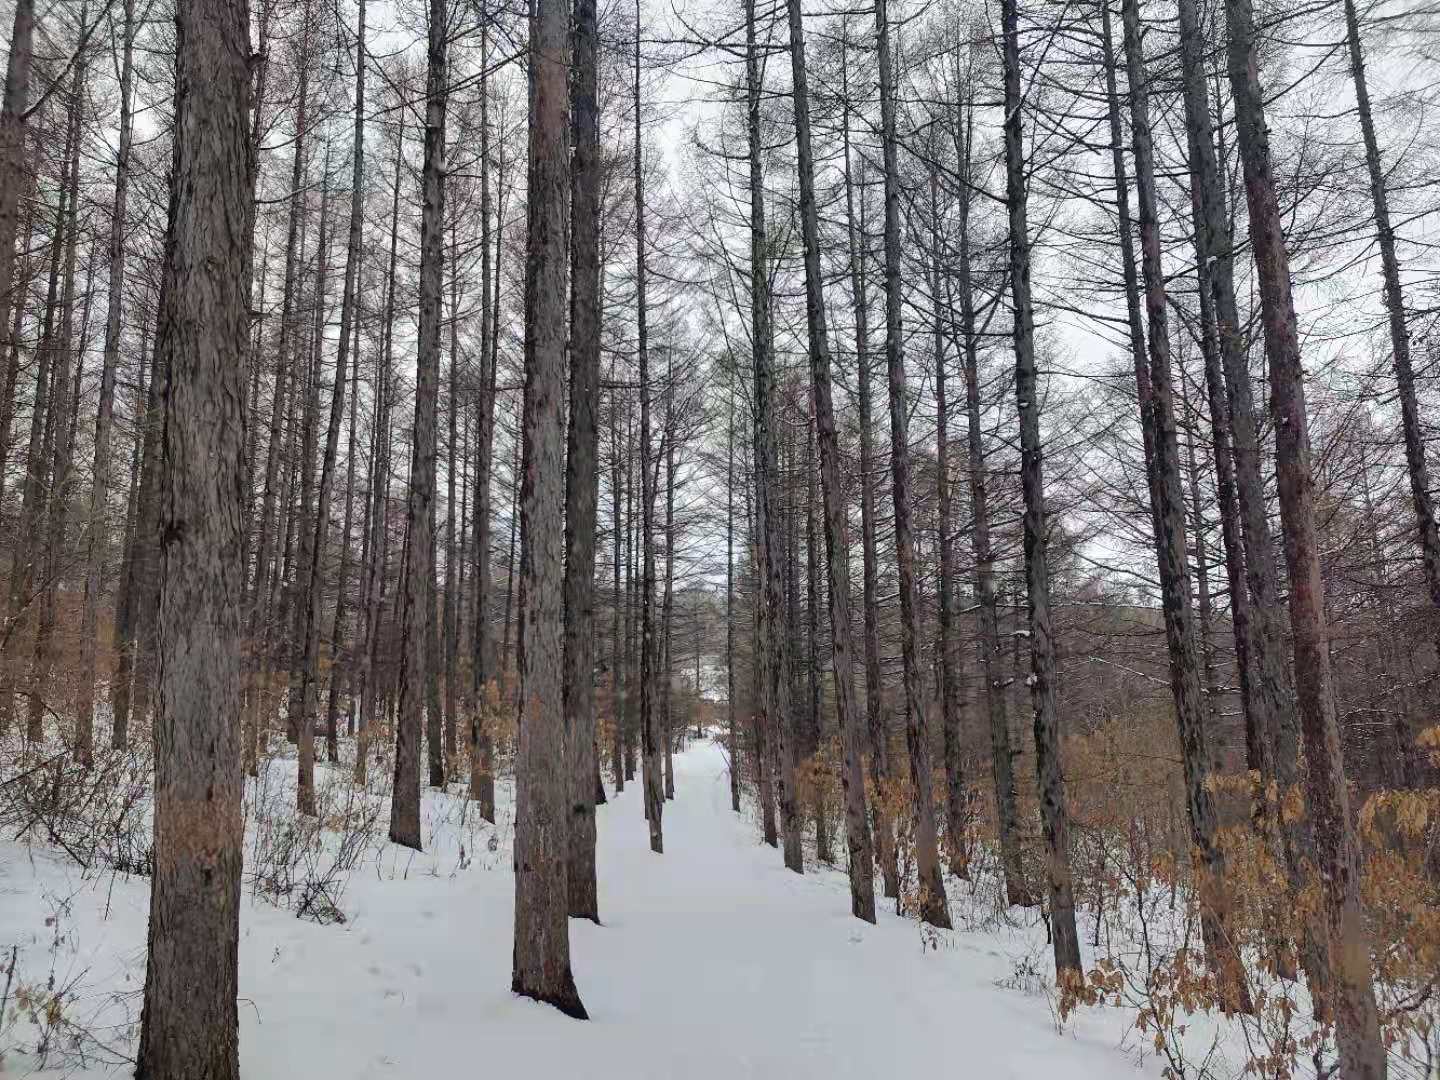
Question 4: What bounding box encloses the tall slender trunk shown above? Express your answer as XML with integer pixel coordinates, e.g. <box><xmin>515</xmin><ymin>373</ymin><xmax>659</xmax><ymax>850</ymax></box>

<box><xmin>876</xmin><ymin>0</ymin><xmax>948</xmax><ymax>928</ymax></box>
<box><xmin>247</xmin><ymin>39</ymin><xmax>311</xmax><ymax>758</ymax></box>
<box><xmin>1344</xmin><ymin>0</ymin><xmax>1440</xmax><ymax>665</ymax></box>
<box><xmin>785</xmin><ymin>0</ymin><xmax>873</xmax><ymax>916</ymax></box>
<box><xmin>0</xmin><ymin>0</ymin><xmax>35</xmax><ymax>368</ymax></box>
<box><xmin>133</xmin><ymin>0</ymin><xmax>250</xmax><ymax>1068</ymax></box>
<box><xmin>323</xmin><ymin>315</ymin><xmax>360</xmax><ymax>763</ymax></box>
<box><xmin>661</xmin><ymin>352</ymin><xmax>676</xmax><ymax>802</ymax></box>
<box><xmin>357</xmin><ymin>123</ymin><xmax>404</xmax><ymax>786</ymax></box>
<box><xmin>840</xmin><ymin>56</ymin><xmax>898</xmax><ymax>898</ymax></box>
<box><xmin>1226</xmin><ymin>0</ymin><xmax>1385</xmax><ymax>1066</ymax></box>
<box><xmin>293</xmin><ymin>168</ymin><xmax>332</xmax><ymax>814</ymax></box>
<box><xmin>77</xmin><ymin>0</ymin><xmax>137</xmax><ymax>763</ymax></box>
<box><xmin>565</xmin><ymin>0</ymin><xmax>603</xmax><ymax>917</ymax></box>
<box><xmin>391</xmin><ymin>0</ymin><xmax>447</xmax><ymax>847</ymax></box>
<box><xmin>469</xmin><ymin>8</ymin><xmax>496</xmax><ymax>817</ymax></box>
<box><xmin>1000</xmin><ymin>0</ymin><xmax>1080</xmax><ymax>978</ymax></box>
<box><xmin>27</xmin><ymin>40</ymin><xmax>87</xmax><ymax>742</ymax></box>
<box><xmin>1175</xmin><ymin>0</ymin><xmax>1317</xmax><ymax>992</ymax></box>
<box><xmin>0</xmin><ymin>76</ymin><xmax>67</xmax><ymax>735</ymax></box>
<box><xmin>1119</xmin><ymin>0</ymin><xmax>1245</xmax><ymax>999</ymax></box>
<box><xmin>726</xmin><ymin>378</ymin><xmax>740</xmax><ymax>813</ymax></box>
<box><xmin>930</xmin><ymin>165</ymin><xmax>966</xmax><ymax>880</ymax></box>
<box><xmin>511</xmin><ymin>0</ymin><xmax>586</xmax><ymax>1014</ymax></box>
<box><xmin>636</xmin><ymin>4</ymin><xmax>665</xmax><ymax>853</ymax></box>
<box><xmin>945</xmin><ymin>83</ymin><xmax>1029</xmax><ymax>907</ymax></box>
<box><xmin>746</xmin><ymin>0</ymin><xmax>793</xmax><ymax>864</ymax></box>
<box><xmin>611</xmin><ymin>373</ymin><xmax>627</xmax><ymax>792</ymax></box>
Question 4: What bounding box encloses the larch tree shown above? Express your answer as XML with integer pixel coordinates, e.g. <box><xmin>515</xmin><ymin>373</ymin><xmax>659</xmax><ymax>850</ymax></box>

<box><xmin>1224</xmin><ymin>0</ymin><xmax>1385</xmax><ymax>1066</ymax></box>
<box><xmin>511</xmin><ymin>0</ymin><xmax>588</xmax><ymax>1016</ymax></box>
<box><xmin>134</xmin><ymin>0</ymin><xmax>251</xmax><ymax>1070</ymax></box>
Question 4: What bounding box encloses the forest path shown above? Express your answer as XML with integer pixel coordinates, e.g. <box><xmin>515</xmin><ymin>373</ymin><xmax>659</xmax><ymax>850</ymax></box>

<box><xmin>247</xmin><ymin>738</ymin><xmax>1148</xmax><ymax>1080</ymax></box>
<box><xmin>3</xmin><ymin>739</ymin><xmax>1156</xmax><ymax>1078</ymax></box>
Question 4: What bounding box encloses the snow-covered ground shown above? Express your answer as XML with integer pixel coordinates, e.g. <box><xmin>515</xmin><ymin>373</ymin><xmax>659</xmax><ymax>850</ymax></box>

<box><xmin>1</xmin><ymin>740</ymin><xmax>1165</xmax><ymax>1078</ymax></box>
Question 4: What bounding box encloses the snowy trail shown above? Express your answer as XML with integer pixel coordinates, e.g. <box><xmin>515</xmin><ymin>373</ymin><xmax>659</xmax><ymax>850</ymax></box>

<box><xmin>2</xmin><ymin>740</ymin><xmax>1155</xmax><ymax>1078</ymax></box>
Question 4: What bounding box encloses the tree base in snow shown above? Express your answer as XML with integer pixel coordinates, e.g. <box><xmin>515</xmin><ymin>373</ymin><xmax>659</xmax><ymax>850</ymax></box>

<box><xmin>512</xmin><ymin>973</ymin><xmax>589</xmax><ymax>1020</ymax></box>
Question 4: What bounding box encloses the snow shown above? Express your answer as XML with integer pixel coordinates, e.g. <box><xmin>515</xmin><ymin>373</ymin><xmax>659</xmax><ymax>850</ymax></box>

<box><xmin>1</xmin><ymin>740</ymin><xmax>1164</xmax><ymax>1078</ymax></box>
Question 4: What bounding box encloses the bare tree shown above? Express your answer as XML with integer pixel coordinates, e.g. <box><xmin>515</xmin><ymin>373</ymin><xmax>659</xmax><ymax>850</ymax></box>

<box><xmin>511</xmin><ymin>0</ymin><xmax>587</xmax><ymax>1017</ymax></box>
<box><xmin>1225</xmin><ymin>0</ymin><xmax>1385</xmax><ymax>1066</ymax></box>
<box><xmin>134</xmin><ymin>0</ymin><xmax>251</xmax><ymax>1070</ymax></box>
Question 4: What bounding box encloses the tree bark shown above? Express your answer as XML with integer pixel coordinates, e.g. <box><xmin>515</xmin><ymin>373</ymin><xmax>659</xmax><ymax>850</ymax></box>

<box><xmin>565</xmin><ymin>0</ymin><xmax>602</xmax><ymax>918</ymax></box>
<box><xmin>785</xmin><ymin>0</ymin><xmax>874</xmax><ymax>917</ymax></box>
<box><xmin>512</xmin><ymin>0</ymin><xmax>586</xmax><ymax>1014</ymax></box>
<box><xmin>76</xmin><ymin>0</ymin><xmax>136</xmax><ymax>764</ymax></box>
<box><xmin>876</xmin><ymin>0</ymin><xmax>948</xmax><ymax>928</ymax></box>
<box><xmin>1119</xmin><ymin>0</ymin><xmax>1246</xmax><ymax>1001</ymax></box>
<box><xmin>1344</xmin><ymin>0</ymin><xmax>1440</xmax><ymax>673</ymax></box>
<box><xmin>133</xmin><ymin>0</ymin><xmax>250</xmax><ymax>1069</ymax></box>
<box><xmin>840</xmin><ymin>61</ymin><xmax>898</xmax><ymax>899</ymax></box>
<box><xmin>636</xmin><ymin>2</ymin><xmax>665</xmax><ymax>854</ymax></box>
<box><xmin>469</xmin><ymin>8</ymin><xmax>497</xmax><ymax>817</ymax></box>
<box><xmin>391</xmin><ymin>0</ymin><xmax>448</xmax><ymax>848</ymax></box>
<box><xmin>1226</xmin><ymin>0</ymin><xmax>1386</xmax><ymax>1066</ymax></box>
<box><xmin>929</xmin><ymin>165</ymin><xmax>966</xmax><ymax>881</ymax></box>
<box><xmin>1000</xmin><ymin>0</ymin><xmax>1081</xmax><ymax>979</ymax></box>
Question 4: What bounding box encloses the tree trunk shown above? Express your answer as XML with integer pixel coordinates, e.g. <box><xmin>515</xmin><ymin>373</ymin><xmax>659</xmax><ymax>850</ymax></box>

<box><xmin>1344</xmin><ymin>0</ymin><xmax>1440</xmax><ymax>673</ymax></box>
<box><xmin>357</xmin><ymin>122</ymin><xmax>403</xmax><ymax>787</ymax></box>
<box><xmin>1119</xmin><ymin>0</ymin><xmax>1246</xmax><ymax>1001</ymax></box>
<box><xmin>929</xmin><ymin>165</ymin><xmax>966</xmax><ymax>881</ymax></box>
<box><xmin>1000</xmin><ymin>0</ymin><xmax>1081</xmax><ymax>979</ymax></box>
<box><xmin>565</xmin><ymin>0</ymin><xmax>602</xmax><ymax>917</ymax></box>
<box><xmin>293</xmin><ymin>168</ymin><xmax>332</xmax><ymax>815</ymax></box>
<box><xmin>0</xmin><ymin>0</ymin><xmax>34</xmax><ymax>379</ymax></box>
<box><xmin>946</xmin><ymin>85</ymin><xmax>1029</xmax><ymax>908</ymax></box>
<box><xmin>133</xmin><ymin>0</ymin><xmax>250</xmax><ymax>1069</ymax></box>
<box><xmin>662</xmin><ymin>354</ymin><xmax>677</xmax><ymax>803</ymax></box>
<box><xmin>876</xmin><ymin>0</ymin><xmax>948</xmax><ymax>929</ymax></box>
<box><xmin>76</xmin><ymin>0</ymin><xmax>136</xmax><ymax>764</ymax></box>
<box><xmin>785</xmin><ymin>0</ymin><xmax>874</xmax><ymax>917</ymax></box>
<box><xmin>611</xmin><ymin>374</ymin><xmax>627</xmax><ymax>793</ymax></box>
<box><xmin>27</xmin><ymin>42</ymin><xmax>87</xmax><ymax>743</ymax></box>
<box><xmin>636</xmin><ymin>3</ymin><xmax>665</xmax><ymax>854</ymax></box>
<box><xmin>511</xmin><ymin>0</ymin><xmax>586</xmax><ymax>1014</ymax></box>
<box><xmin>1225</xmin><ymin>0</ymin><xmax>1386</xmax><ymax>1066</ymax></box>
<box><xmin>469</xmin><ymin>8</ymin><xmax>497</xmax><ymax>817</ymax></box>
<box><xmin>726</xmin><ymin>379</ymin><xmax>740</xmax><ymax>812</ymax></box>
<box><xmin>840</xmin><ymin>60</ymin><xmax>898</xmax><ymax>899</ymax></box>
<box><xmin>391</xmin><ymin>0</ymin><xmax>447</xmax><ymax>848</ymax></box>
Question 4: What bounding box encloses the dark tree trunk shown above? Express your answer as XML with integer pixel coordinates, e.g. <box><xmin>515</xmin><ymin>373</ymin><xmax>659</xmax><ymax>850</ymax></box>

<box><xmin>1344</xmin><ymin>0</ymin><xmax>1440</xmax><ymax>673</ymax></box>
<box><xmin>785</xmin><ymin>0</ymin><xmax>873</xmax><ymax>916</ymax></box>
<box><xmin>611</xmin><ymin>376</ymin><xmax>627</xmax><ymax>792</ymax></box>
<box><xmin>929</xmin><ymin>166</ymin><xmax>966</xmax><ymax>881</ymax></box>
<box><xmin>133</xmin><ymin>0</ymin><xmax>251</xmax><ymax>1069</ymax></box>
<box><xmin>876</xmin><ymin>0</ymin><xmax>948</xmax><ymax>929</ymax></box>
<box><xmin>946</xmin><ymin>87</ymin><xmax>1030</xmax><ymax>908</ymax></box>
<box><xmin>77</xmin><ymin>0</ymin><xmax>137</xmax><ymax>764</ymax></box>
<box><xmin>293</xmin><ymin>171</ymin><xmax>332</xmax><ymax>815</ymax></box>
<box><xmin>27</xmin><ymin>44</ymin><xmax>87</xmax><ymax>743</ymax></box>
<box><xmin>565</xmin><ymin>0</ymin><xmax>602</xmax><ymax>918</ymax></box>
<box><xmin>357</xmin><ymin>123</ymin><xmax>404</xmax><ymax>787</ymax></box>
<box><xmin>392</xmin><ymin>0</ymin><xmax>448</xmax><ymax>849</ymax></box>
<box><xmin>512</xmin><ymin>0</ymin><xmax>586</xmax><ymax>1015</ymax></box>
<box><xmin>661</xmin><ymin>357</ymin><xmax>676</xmax><ymax>802</ymax></box>
<box><xmin>1119</xmin><ymin>0</ymin><xmax>1246</xmax><ymax>1001</ymax></box>
<box><xmin>635</xmin><ymin>0</ymin><xmax>664</xmax><ymax>854</ymax></box>
<box><xmin>1225</xmin><ymin>0</ymin><xmax>1386</xmax><ymax>1066</ymax></box>
<box><xmin>469</xmin><ymin>9</ymin><xmax>497</xmax><ymax>818</ymax></box>
<box><xmin>1000</xmin><ymin>0</ymin><xmax>1081</xmax><ymax>979</ymax></box>
<box><xmin>840</xmin><ymin>63</ymin><xmax>898</xmax><ymax>900</ymax></box>
<box><xmin>1175</xmin><ymin>0</ymin><xmax>1318</xmax><ymax>990</ymax></box>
